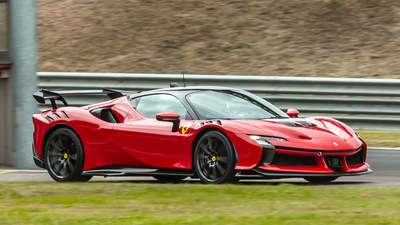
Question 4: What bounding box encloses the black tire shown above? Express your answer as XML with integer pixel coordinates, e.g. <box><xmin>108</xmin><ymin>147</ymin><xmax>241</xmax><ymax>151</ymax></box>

<box><xmin>194</xmin><ymin>131</ymin><xmax>236</xmax><ymax>184</ymax></box>
<box><xmin>153</xmin><ymin>175</ymin><xmax>188</xmax><ymax>183</ymax></box>
<box><xmin>44</xmin><ymin>128</ymin><xmax>92</xmax><ymax>182</ymax></box>
<box><xmin>304</xmin><ymin>176</ymin><xmax>339</xmax><ymax>184</ymax></box>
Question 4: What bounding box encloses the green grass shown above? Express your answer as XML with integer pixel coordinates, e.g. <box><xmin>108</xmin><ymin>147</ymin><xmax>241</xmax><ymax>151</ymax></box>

<box><xmin>356</xmin><ymin>130</ymin><xmax>400</xmax><ymax>148</ymax></box>
<box><xmin>1</xmin><ymin>183</ymin><xmax>400</xmax><ymax>224</ymax></box>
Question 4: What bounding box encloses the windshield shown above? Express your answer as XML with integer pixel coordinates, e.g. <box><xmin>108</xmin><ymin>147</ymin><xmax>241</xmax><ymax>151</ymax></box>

<box><xmin>187</xmin><ymin>90</ymin><xmax>289</xmax><ymax>120</ymax></box>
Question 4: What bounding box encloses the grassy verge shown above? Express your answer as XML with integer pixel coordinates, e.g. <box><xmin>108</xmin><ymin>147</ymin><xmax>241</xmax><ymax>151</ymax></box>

<box><xmin>356</xmin><ymin>130</ymin><xmax>400</xmax><ymax>148</ymax></box>
<box><xmin>0</xmin><ymin>183</ymin><xmax>399</xmax><ymax>224</ymax></box>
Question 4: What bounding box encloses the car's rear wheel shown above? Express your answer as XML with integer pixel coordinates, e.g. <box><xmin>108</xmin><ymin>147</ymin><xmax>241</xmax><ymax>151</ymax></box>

<box><xmin>304</xmin><ymin>176</ymin><xmax>339</xmax><ymax>184</ymax></box>
<box><xmin>194</xmin><ymin>131</ymin><xmax>236</xmax><ymax>184</ymax></box>
<box><xmin>44</xmin><ymin>128</ymin><xmax>92</xmax><ymax>182</ymax></box>
<box><xmin>153</xmin><ymin>175</ymin><xmax>187</xmax><ymax>183</ymax></box>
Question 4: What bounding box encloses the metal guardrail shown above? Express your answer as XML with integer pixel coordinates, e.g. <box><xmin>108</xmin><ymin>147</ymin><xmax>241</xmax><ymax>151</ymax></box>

<box><xmin>37</xmin><ymin>72</ymin><xmax>400</xmax><ymax>131</ymax></box>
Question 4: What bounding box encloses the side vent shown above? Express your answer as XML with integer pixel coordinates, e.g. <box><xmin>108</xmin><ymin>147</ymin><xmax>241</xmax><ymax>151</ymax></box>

<box><xmin>45</xmin><ymin>116</ymin><xmax>53</xmax><ymax>122</ymax></box>
<box><xmin>216</xmin><ymin>120</ymin><xmax>222</xmax><ymax>125</ymax></box>
<box><xmin>53</xmin><ymin>113</ymin><xmax>60</xmax><ymax>118</ymax></box>
<box><xmin>91</xmin><ymin>108</ymin><xmax>120</xmax><ymax>123</ymax></box>
<box><xmin>61</xmin><ymin>111</ymin><xmax>69</xmax><ymax>119</ymax></box>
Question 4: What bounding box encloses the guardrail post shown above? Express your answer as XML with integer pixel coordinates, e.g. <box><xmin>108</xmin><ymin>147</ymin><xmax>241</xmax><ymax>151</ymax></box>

<box><xmin>10</xmin><ymin>0</ymin><xmax>37</xmax><ymax>168</ymax></box>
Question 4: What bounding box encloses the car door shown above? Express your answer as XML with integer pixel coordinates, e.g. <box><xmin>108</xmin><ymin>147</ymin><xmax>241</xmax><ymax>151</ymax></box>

<box><xmin>113</xmin><ymin>94</ymin><xmax>195</xmax><ymax>169</ymax></box>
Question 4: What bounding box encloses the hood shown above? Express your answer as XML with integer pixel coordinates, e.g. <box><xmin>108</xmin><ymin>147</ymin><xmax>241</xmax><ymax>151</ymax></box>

<box><xmin>226</xmin><ymin>117</ymin><xmax>362</xmax><ymax>151</ymax></box>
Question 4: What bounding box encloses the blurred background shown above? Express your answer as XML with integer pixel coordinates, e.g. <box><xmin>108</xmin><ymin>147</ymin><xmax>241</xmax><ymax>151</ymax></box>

<box><xmin>37</xmin><ymin>0</ymin><xmax>400</xmax><ymax>77</ymax></box>
<box><xmin>0</xmin><ymin>3</ymin><xmax>6</xmax><ymax>52</ymax></box>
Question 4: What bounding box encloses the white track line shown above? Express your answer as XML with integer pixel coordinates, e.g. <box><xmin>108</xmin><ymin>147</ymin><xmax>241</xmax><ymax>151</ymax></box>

<box><xmin>369</xmin><ymin>147</ymin><xmax>400</xmax><ymax>151</ymax></box>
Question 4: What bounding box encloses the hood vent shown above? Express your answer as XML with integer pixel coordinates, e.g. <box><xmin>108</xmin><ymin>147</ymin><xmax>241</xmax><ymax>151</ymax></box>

<box><xmin>278</xmin><ymin>122</ymin><xmax>303</xmax><ymax>127</ymax></box>
<box><xmin>296</xmin><ymin>121</ymin><xmax>317</xmax><ymax>127</ymax></box>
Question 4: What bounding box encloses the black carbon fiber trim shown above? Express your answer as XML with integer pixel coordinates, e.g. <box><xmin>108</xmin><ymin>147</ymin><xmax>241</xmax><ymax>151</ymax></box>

<box><xmin>250</xmin><ymin>168</ymin><xmax>373</xmax><ymax>178</ymax></box>
<box><xmin>274</xmin><ymin>145</ymin><xmax>362</xmax><ymax>153</ymax></box>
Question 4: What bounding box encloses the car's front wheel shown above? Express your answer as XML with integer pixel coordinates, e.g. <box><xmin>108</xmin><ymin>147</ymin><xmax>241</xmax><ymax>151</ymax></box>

<box><xmin>304</xmin><ymin>176</ymin><xmax>339</xmax><ymax>184</ymax></box>
<box><xmin>44</xmin><ymin>128</ymin><xmax>92</xmax><ymax>182</ymax></box>
<box><xmin>194</xmin><ymin>131</ymin><xmax>236</xmax><ymax>184</ymax></box>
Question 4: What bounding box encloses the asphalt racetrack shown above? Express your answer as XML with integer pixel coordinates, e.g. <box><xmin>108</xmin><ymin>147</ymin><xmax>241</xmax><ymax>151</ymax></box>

<box><xmin>1</xmin><ymin>148</ymin><xmax>399</xmax><ymax>187</ymax></box>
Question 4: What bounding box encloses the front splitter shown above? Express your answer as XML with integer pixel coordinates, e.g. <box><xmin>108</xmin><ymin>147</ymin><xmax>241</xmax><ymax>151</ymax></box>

<box><xmin>235</xmin><ymin>168</ymin><xmax>373</xmax><ymax>179</ymax></box>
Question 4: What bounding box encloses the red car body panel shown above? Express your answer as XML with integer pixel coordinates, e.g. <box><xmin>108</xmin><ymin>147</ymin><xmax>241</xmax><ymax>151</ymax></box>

<box><xmin>33</xmin><ymin>96</ymin><xmax>264</xmax><ymax>171</ymax></box>
<box><xmin>32</xmin><ymin>89</ymin><xmax>371</xmax><ymax>178</ymax></box>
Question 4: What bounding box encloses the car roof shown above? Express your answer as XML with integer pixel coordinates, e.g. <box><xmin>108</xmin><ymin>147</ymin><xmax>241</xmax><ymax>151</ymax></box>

<box><xmin>129</xmin><ymin>86</ymin><xmax>244</xmax><ymax>98</ymax></box>
<box><xmin>156</xmin><ymin>86</ymin><xmax>240</xmax><ymax>92</ymax></box>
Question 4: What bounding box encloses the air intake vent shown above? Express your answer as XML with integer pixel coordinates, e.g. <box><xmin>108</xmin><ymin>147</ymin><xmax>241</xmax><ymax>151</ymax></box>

<box><xmin>61</xmin><ymin>111</ymin><xmax>69</xmax><ymax>119</ymax></box>
<box><xmin>45</xmin><ymin>116</ymin><xmax>53</xmax><ymax>122</ymax></box>
<box><xmin>346</xmin><ymin>146</ymin><xmax>365</xmax><ymax>165</ymax></box>
<box><xmin>53</xmin><ymin>113</ymin><xmax>60</xmax><ymax>118</ymax></box>
<box><xmin>91</xmin><ymin>108</ymin><xmax>120</xmax><ymax>123</ymax></box>
<box><xmin>278</xmin><ymin>122</ymin><xmax>303</xmax><ymax>127</ymax></box>
<box><xmin>271</xmin><ymin>153</ymin><xmax>317</xmax><ymax>167</ymax></box>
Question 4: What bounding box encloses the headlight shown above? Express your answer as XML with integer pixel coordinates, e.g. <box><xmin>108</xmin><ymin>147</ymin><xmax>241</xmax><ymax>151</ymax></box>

<box><xmin>248</xmin><ymin>135</ymin><xmax>286</xmax><ymax>146</ymax></box>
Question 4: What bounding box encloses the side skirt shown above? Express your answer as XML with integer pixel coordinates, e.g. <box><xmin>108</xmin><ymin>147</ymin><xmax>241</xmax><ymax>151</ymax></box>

<box><xmin>81</xmin><ymin>166</ymin><xmax>194</xmax><ymax>177</ymax></box>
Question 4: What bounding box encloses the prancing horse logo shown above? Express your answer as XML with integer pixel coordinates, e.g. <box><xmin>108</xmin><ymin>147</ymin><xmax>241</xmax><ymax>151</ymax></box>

<box><xmin>182</xmin><ymin>126</ymin><xmax>189</xmax><ymax>134</ymax></box>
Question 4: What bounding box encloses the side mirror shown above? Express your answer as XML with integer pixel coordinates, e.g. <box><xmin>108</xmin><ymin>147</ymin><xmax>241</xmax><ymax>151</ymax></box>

<box><xmin>156</xmin><ymin>112</ymin><xmax>181</xmax><ymax>132</ymax></box>
<box><xmin>287</xmin><ymin>108</ymin><xmax>299</xmax><ymax>118</ymax></box>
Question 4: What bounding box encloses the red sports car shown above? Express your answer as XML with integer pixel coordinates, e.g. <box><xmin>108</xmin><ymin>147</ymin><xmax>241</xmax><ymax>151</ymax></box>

<box><xmin>32</xmin><ymin>85</ymin><xmax>372</xmax><ymax>184</ymax></box>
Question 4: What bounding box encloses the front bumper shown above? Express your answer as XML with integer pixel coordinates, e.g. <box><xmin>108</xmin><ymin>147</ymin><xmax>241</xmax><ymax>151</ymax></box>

<box><xmin>238</xmin><ymin>143</ymin><xmax>372</xmax><ymax>179</ymax></box>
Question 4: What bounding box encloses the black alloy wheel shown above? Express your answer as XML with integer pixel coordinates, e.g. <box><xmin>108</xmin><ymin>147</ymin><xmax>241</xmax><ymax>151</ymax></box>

<box><xmin>44</xmin><ymin>128</ymin><xmax>92</xmax><ymax>182</ymax></box>
<box><xmin>194</xmin><ymin>131</ymin><xmax>236</xmax><ymax>184</ymax></box>
<box><xmin>304</xmin><ymin>176</ymin><xmax>339</xmax><ymax>184</ymax></box>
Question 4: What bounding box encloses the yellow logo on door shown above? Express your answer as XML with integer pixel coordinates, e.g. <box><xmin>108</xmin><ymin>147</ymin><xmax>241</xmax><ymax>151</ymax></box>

<box><xmin>182</xmin><ymin>126</ymin><xmax>189</xmax><ymax>134</ymax></box>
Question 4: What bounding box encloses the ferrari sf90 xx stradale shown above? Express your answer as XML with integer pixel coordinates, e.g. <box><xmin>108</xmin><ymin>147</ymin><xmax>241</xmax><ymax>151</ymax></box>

<box><xmin>32</xmin><ymin>84</ymin><xmax>372</xmax><ymax>184</ymax></box>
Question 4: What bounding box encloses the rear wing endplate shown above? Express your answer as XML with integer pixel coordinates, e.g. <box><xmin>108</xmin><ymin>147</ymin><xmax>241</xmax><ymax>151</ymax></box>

<box><xmin>33</xmin><ymin>89</ymin><xmax>131</xmax><ymax>109</ymax></box>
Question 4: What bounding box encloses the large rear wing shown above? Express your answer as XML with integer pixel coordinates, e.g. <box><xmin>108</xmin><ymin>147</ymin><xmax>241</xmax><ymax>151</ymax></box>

<box><xmin>33</xmin><ymin>89</ymin><xmax>132</xmax><ymax>109</ymax></box>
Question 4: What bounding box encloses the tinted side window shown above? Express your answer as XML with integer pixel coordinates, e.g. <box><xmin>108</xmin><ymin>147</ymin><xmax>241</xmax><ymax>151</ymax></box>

<box><xmin>135</xmin><ymin>94</ymin><xmax>189</xmax><ymax>119</ymax></box>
